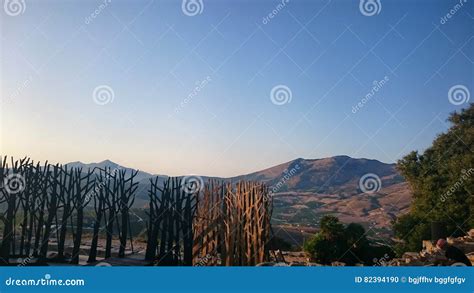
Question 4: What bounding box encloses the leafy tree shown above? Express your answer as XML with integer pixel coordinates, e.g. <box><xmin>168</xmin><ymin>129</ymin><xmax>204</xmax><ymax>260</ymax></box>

<box><xmin>304</xmin><ymin>216</ymin><xmax>390</xmax><ymax>265</ymax></box>
<box><xmin>393</xmin><ymin>214</ymin><xmax>430</xmax><ymax>255</ymax></box>
<box><xmin>345</xmin><ymin>223</ymin><xmax>370</xmax><ymax>264</ymax></box>
<box><xmin>268</xmin><ymin>236</ymin><xmax>293</xmax><ymax>251</ymax></box>
<box><xmin>395</xmin><ymin>104</ymin><xmax>474</xmax><ymax>254</ymax></box>
<box><xmin>320</xmin><ymin>215</ymin><xmax>345</xmax><ymax>239</ymax></box>
<box><xmin>304</xmin><ymin>233</ymin><xmax>336</xmax><ymax>264</ymax></box>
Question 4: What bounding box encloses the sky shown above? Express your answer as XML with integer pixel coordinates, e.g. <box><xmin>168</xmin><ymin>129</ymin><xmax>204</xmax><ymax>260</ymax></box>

<box><xmin>1</xmin><ymin>0</ymin><xmax>473</xmax><ymax>177</ymax></box>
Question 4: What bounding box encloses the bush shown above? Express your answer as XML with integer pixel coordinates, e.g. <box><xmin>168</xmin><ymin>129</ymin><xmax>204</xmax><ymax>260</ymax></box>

<box><xmin>304</xmin><ymin>216</ymin><xmax>391</xmax><ymax>265</ymax></box>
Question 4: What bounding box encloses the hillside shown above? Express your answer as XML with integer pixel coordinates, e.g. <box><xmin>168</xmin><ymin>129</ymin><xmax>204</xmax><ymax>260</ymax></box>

<box><xmin>67</xmin><ymin>156</ymin><xmax>412</xmax><ymax>241</ymax></box>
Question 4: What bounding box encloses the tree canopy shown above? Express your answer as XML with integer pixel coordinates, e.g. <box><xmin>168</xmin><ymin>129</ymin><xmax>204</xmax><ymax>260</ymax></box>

<box><xmin>394</xmin><ymin>103</ymin><xmax>474</xmax><ymax>254</ymax></box>
<box><xmin>304</xmin><ymin>215</ymin><xmax>393</xmax><ymax>265</ymax></box>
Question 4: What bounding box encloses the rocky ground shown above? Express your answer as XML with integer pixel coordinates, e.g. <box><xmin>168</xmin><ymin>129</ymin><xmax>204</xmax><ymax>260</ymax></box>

<box><xmin>387</xmin><ymin>230</ymin><xmax>474</xmax><ymax>266</ymax></box>
<box><xmin>263</xmin><ymin>229</ymin><xmax>474</xmax><ymax>266</ymax></box>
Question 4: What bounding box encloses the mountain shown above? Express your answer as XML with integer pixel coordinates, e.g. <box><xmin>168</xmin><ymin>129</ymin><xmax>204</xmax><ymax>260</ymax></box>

<box><xmin>233</xmin><ymin>155</ymin><xmax>404</xmax><ymax>194</ymax></box>
<box><xmin>65</xmin><ymin>159</ymin><xmax>156</xmax><ymax>182</ymax></box>
<box><xmin>66</xmin><ymin>156</ymin><xmax>412</xmax><ymax>240</ymax></box>
<box><xmin>231</xmin><ymin>156</ymin><xmax>411</xmax><ymax>237</ymax></box>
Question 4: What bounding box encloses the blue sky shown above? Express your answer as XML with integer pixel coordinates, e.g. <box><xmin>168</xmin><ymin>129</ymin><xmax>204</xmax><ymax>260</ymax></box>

<box><xmin>1</xmin><ymin>0</ymin><xmax>473</xmax><ymax>176</ymax></box>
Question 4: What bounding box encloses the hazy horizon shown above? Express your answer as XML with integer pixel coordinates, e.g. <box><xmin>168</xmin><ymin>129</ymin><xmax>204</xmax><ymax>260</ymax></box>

<box><xmin>2</xmin><ymin>0</ymin><xmax>473</xmax><ymax>177</ymax></box>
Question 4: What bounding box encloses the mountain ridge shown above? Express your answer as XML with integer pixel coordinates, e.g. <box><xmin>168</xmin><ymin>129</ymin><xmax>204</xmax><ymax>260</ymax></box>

<box><xmin>65</xmin><ymin>156</ymin><xmax>411</xmax><ymax>234</ymax></box>
<box><xmin>66</xmin><ymin>155</ymin><xmax>396</xmax><ymax>180</ymax></box>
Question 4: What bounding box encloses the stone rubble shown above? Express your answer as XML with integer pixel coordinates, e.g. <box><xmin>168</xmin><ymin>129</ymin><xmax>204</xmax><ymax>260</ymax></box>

<box><xmin>263</xmin><ymin>229</ymin><xmax>474</xmax><ymax>266</ymax></box>
<box><xmin>388</xmin><ymin>229</ymin><xmax>474</xmax><ymax>266</ymax></box>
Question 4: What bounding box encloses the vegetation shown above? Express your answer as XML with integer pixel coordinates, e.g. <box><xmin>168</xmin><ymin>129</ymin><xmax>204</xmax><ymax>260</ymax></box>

<box><xmin>304</xmin><ymin>215</ymin><xmax>393</xmax><ymax>265</ymax></box>
<box><xmin>394</xmin><ymin>104</ymin><xmax>474</xmax><ymax>255</ymax></box>
<box><xmin>268</xmin><ymin>236</ymin><xmax>293</xmax><ymax>251</ymax></box>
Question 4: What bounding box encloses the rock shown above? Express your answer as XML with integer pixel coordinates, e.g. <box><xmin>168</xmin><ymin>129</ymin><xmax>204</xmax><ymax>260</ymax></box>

<box><xmin>466</xmin><ymin>252</ymin><xmax>474</xmax><ymax>265</ymax></box>
<box><xmin>468</xmin><ymin>229</ymin><xmax>474</xmax><ymax>237</ymax></box>
<box><xmin>331</xmin><ymin>261</ymin><xmax>345</xmax><ymax>266</ymax></box>
<box><xmin>402</xmin><ymin>252</ymin><xmax>420</xmax><ymax>260</ymax></box>
<box><xmin>422</xmin><ymin>240</ymin><xmax>435</xmax><ymax>253</ymax></box>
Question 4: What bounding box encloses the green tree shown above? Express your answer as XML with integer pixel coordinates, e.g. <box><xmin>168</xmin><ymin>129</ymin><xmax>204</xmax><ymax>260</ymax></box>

<box><xmin>395</xmin><ymin>104</ymin><xmax>474</xmax><ymax>254</ymax></box>
<box><xmin>320</xmin><ymin>215</ymin><xmax>345</xmax><ymax>239</ymax></box>
<box><xmin>304</xmin><ymin>216</ymin><xmax>390</xmax><ymax>265</ymax></box>
<box><xmin>345</xmin><ymin>223</ymin><xmax>371</xmax><ymax>264</ymax></box>
<box><xmin>304</xmin><ymin>216</ymin><xmax>347</xmax><ymax>264</ymax></box>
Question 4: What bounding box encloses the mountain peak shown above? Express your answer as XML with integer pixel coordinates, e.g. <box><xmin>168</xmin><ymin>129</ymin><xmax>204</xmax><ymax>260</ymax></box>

<box><xmin>98</xmin><ymin>159</ymin><xmax>117</xmax><ymax>166</ymax></box>
<box><xmin>232</xmin><ymin>155</ymin><xmax>401</xmax><ymax>194</ymax></box>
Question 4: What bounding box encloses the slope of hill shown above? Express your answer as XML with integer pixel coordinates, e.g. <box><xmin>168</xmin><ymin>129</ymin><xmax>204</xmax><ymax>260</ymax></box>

<box><xmin>66</xmin><ymin>156</ymin><xmax>412</xmax><ymax>239</ymax></box>
<box><xmin>233</xmin><ymin>155</ymin><xmax>404</xmax><ymax>194</ymax></box>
